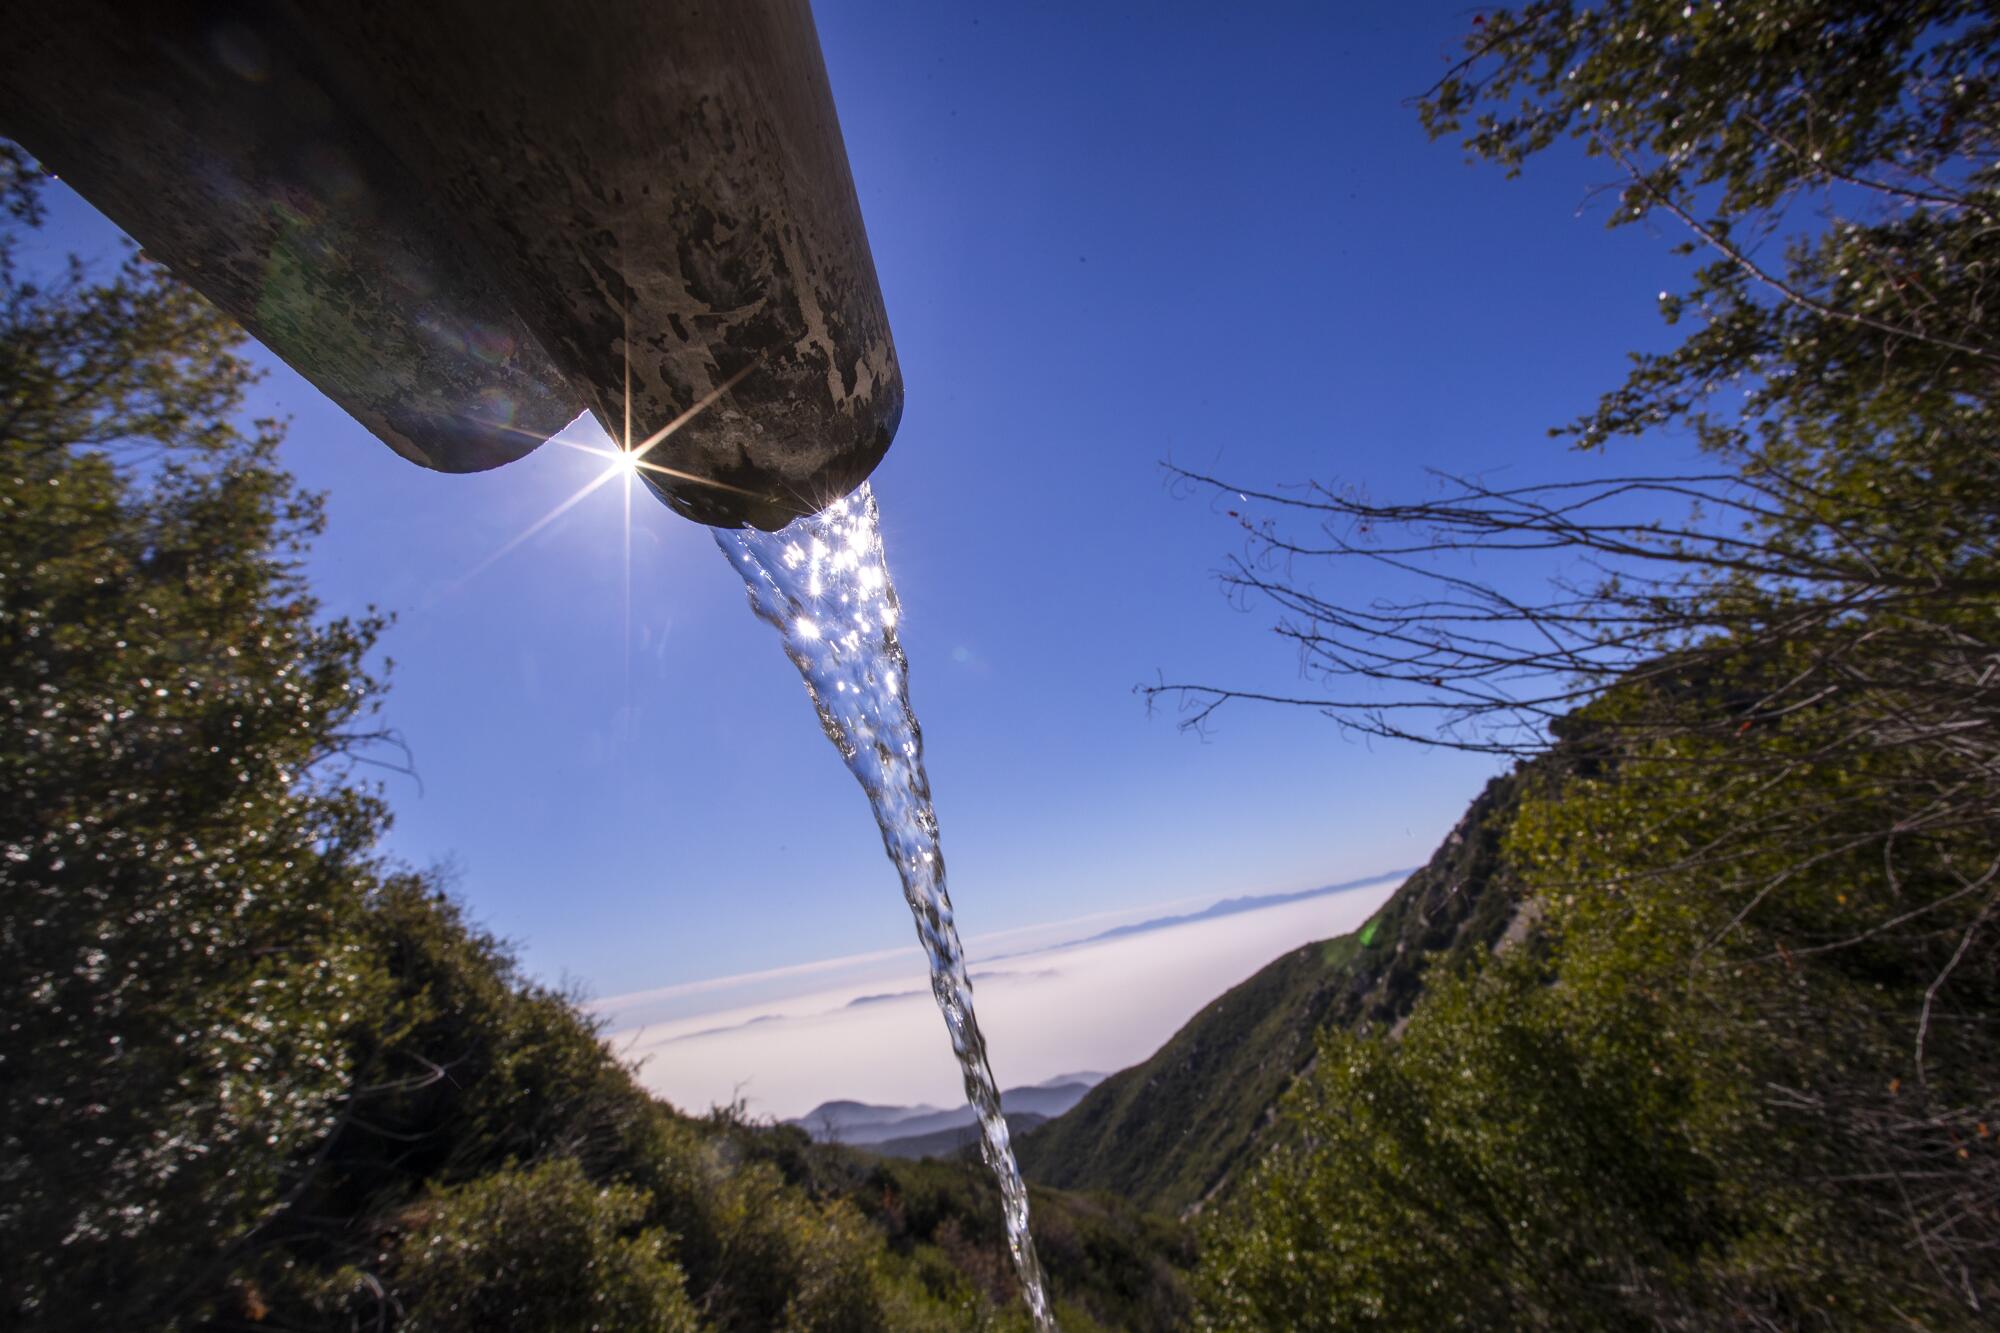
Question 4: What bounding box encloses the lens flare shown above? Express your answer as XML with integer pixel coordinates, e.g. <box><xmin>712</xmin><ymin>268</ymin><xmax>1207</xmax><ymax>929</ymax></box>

<box><xmin>445</xmin><ymin>352</ymin><xmax>761</xmax><ymax>599</ymax></box>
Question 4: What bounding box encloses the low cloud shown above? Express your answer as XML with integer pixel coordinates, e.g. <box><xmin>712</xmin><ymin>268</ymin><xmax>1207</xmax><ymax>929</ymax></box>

<box><xmin>652</xmin><ymin>1013</ymin><xmax>787</xmax><ymax>1044</ymax></box>
<box><xmin>846</xmin><ymin>990</ymin><xmax>922</xmax><ymax>1008</ymax></box>
<box><xmin>610</xmin><ymin>882</ymin><xmax>1396</xmax><ymax>1121</ymax></box>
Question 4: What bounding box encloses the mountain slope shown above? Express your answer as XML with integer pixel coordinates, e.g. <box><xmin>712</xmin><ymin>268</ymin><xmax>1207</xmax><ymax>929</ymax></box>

<box><xmin>870</xmin><ymin>1111</ymin><xmax>1050</xmax><ymax>1160</ymax></box>
<box><xmin>1051</xmin><ymin>871</ymin><xmax>1412</xmax><ymax>950</ymax></box>
<box><xmin>787</xmin><ymin>1100</ymin><xmax>941</xmax><ymax>1142</ymax></box>
<box><xmin>1015</xmin><ymin>768</ymin><xmax>1530</xmax><ymax>1215</ymax></box>
<box><xmin>788</xmin><ymin>1078</ymin><xmax>1099</xmax><ymax>1146</ymax></box>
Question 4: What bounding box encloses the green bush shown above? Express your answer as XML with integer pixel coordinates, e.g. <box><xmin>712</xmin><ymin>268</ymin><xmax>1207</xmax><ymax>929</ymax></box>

<box><xmin>392</xmin><ymin>1158</ymin><xmax>699</xmax><ymax>1333</ymax></box>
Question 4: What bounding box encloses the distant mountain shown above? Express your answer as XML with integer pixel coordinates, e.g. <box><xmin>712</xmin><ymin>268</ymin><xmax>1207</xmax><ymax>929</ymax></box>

<box><xmin>1015</xmin><ymin>770</ymin><xmax>1533</xmax><ymax>1216</ymax></box>
<box><xmin>869</xmin><ymin>1111</ymin><xmax>1051</xmax><ymax>1160</ymax></box>
<box><xmin>995</xmin><ymin>1082</ymin><xmax>1100</xmax><ymax>1118</ymax></box>
<box><xmin>787</xmin><ymin>1075</ymin><xmax>1103</xmax><ymax>1147</ymax></box>
<box><xmin>786</xmin><ymin>1099</ymin><xmax>942</xmax><ymax>1142</ymax></box>
<box><xmin>1055</xmin><ymin>870</ymin><xmax>1414</xmax><ymax>951</ymax></box>
<box><xmin>1033</xmin><ymin>1070</ymin><xmax>1106</xmax><ymax>1089</ymax></box>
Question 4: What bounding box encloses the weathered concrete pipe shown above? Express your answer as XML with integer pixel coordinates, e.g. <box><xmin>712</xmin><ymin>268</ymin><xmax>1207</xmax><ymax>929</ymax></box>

<box><xmin>0</xmin><ymin>0</ymin><xmax>900</xmax><ymax>529</ymax></box>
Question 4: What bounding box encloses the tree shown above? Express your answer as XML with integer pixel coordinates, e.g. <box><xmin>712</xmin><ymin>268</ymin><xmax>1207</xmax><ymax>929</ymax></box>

<box><xmin>1145</xmin><ymin>0</ymin><xmax>1999</xmax><ymax>1141</ymax></box>
<box><xmin>0</xmin><ymin>143</ymin><xmax>396</xmax><ymax>1325</ymax></box>
<box><xmin>1153</xmin><ymin>0</ymin><xmax>1997</xmax><ymax>758</ymax></box>
<box><xmin>1164</xmin><ymin>4</ymin><xmax>2000</xmax><ymax>1321</ymax></box>
<box><xmin>1200</xmin><ymin>708</ymin><xmax>1999</xmax><ymax>1327</ymax></box>
<box><xmin>1197</xmin><ymin>956</ymin><xmax>1720</xmax><ymax>1332</ymax></box>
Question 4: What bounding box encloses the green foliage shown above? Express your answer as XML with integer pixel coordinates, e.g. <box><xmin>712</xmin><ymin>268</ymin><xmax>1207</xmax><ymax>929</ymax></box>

<box><xmin>1</xmin><ymin>146</ymin><xmax>261</xmax><ymax>462</ymax></box>
<box><xmin>1192</xmin><ymin>6</ymin><xmax>2000</xmax><ymax>1327</ymax></box>
<box><xmin>1420</xmin><ymin>1</ymin><xmax>1999</xmax><ymax>212</ymax></box>
<box><xmin>715</xmin><ymin>1122</ymin><xmax>1196</xmax><ymax>1331</ymax></box>
<box><xmin>1158</xmin><ymin>0</ymin><xmax>1999</xmax><ymax>764</ymax></box>
<box><xmin>1514</xmin><ymin>707</ymin><xmax>1999</xmax><ymax>1322</ymax></box>
<box><xmin>1417</xmin><ymin>0</ymin><xmax>2000</xmax><ymax>668</ymax></box>
<box><xmin>1</xmin><ymin>150</ymin><xmax>390</xmax><ymax>1326</ymax></box>
<box><xmin>1199</xmin><ymin>958</ymin><xmax>1715</xmax><ymax>1331</ymax></box>
<box><xmin>246</xmin><ymin>859</ymin><xmax>983</xmax><ymax>1333</ymax></box>
<box><xmin>1020</xmin><ymin>773</ymin><xmax>1525</xmax><ymax>1214</ymax></box>
<box><xmin>1200</xmin><ymin>701</ymin><xmax>1999</xmax><ymax>1327</ymax></box>
<box><xmin>391</xmin><ymin>1158</ymin><xmax>700</xmax><ymax>1333</ymax></box>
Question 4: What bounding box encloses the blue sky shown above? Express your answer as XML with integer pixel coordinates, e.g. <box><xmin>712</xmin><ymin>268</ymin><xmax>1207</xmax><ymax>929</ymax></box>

<box><xmin>41</xmin><ymin>1</ymin><xmax>1697</xmax><ymax>1015</ymax></box>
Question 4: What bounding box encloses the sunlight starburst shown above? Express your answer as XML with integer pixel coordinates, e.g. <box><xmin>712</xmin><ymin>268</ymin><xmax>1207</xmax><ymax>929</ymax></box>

<box><xmin>444</xmin><ymin>354</ymin><xmax>765</xmax><ymax>600</ymax></box>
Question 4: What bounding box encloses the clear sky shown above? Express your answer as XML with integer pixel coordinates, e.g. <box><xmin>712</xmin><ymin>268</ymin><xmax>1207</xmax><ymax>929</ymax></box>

<box><xmin>39</xmin><ymin>2</ymin><xmax>1697</xmax><ymax>1025</ymax></box>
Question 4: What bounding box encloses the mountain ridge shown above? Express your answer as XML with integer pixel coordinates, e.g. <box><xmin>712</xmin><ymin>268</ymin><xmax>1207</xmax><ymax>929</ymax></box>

<box><xmin>787</xmin><ymin>1075</ymin><xmax>1103</xmax><ymax>1147</ymax></box>
<box><xmin>1014</xmin><ymin>769</ymin><xmax>1532</xmax><ymax>1214</ymax></box>
<box><xmin>868</xmin><ymin>1111</ymin><xmax>1052</xmax><ymax>1160</ymax></box>
<box><xmin>967</xmin><ymin>870</ymin><xmax>1412</xmax><ymax>969</ymax></box>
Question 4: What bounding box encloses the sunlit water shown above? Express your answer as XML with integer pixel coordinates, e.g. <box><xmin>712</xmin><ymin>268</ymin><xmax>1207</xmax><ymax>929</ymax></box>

<box><xmin>716</xmin><ymin>484</ymin><xmax>1055</xmax><ymax>1330</ymax></box>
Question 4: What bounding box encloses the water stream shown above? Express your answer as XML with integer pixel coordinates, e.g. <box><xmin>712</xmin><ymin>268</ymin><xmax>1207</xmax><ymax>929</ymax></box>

<box><xmin>716</xmin><ymin>483</ymin><xmax>1055</xmax><ymax>1330</ymax></box>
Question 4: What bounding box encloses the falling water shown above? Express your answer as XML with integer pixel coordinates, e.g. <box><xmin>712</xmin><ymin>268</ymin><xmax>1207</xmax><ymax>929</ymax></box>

<box><xmin>716</xmin><ymin>483</ymin><xmax>1054</xmax><ymax>1330</ymax></box>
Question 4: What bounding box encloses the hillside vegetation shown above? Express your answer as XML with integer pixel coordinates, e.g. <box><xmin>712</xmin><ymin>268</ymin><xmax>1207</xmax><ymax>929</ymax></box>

<box><xmin>1183</xmin><ymin>2</ymin><xmax>2000</xmax><ymax>1326</ymax></box>
<box><xmin>1017</xmin><ymin>772</ymin><xmax>1526</xmax><ymax>1213</ymax></box>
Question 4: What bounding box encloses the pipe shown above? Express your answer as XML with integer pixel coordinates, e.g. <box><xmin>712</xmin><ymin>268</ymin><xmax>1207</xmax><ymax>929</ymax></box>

<box><xmin>0</xmin><ymin>0</ymin><xmax>901</xmax><ymax>530</ymax></box>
